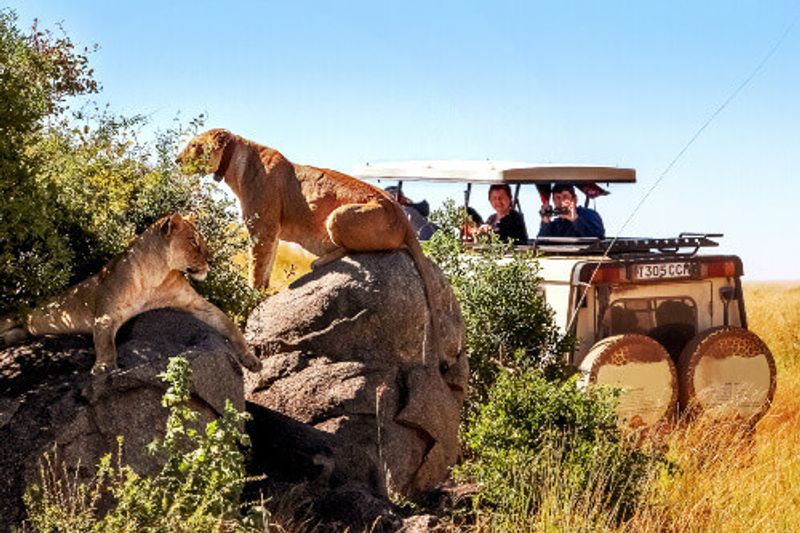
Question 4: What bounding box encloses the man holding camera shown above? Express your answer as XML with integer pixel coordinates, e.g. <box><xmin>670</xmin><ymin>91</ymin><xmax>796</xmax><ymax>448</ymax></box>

<box><xmin>538</xmin><ymin>184</ymin><xmax>605</xmax><ymax>238</ymax></box>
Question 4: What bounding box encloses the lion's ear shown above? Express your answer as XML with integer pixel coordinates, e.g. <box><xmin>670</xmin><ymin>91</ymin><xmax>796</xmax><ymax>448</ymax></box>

<box><xmin>211</xmin><ymin>129</ymin><xmax>232</xmax><ymax>151</ymax></box>
<box><xmin>161</xmin><ymin>213</ymin><xmax>184</xmax><ymax>235</ymax></box>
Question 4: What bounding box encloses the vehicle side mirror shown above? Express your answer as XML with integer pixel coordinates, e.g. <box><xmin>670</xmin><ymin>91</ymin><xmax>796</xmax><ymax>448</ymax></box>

<box><xmin>719</xmin><ymin>286</ymin><xmax>737</xmax><ymax>302</ymax></box>
<box><xmin>719</xmin><ymin>286</ymin><xmax>737</xmax><ymax>326</ymax></box>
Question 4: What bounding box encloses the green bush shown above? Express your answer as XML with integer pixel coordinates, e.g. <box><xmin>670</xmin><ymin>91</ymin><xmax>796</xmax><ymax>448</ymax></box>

<box><xmin>0</xmin><ymin>10</ymin><xmax>98</xmax><ymax>310</ymax></box>
<box><xmin>425</xmin><ymin>201</ymin><xmax>665</xmax><ymax>526</ymax></box>
<box><xmin>426</xmin><ymin>200</ymin><xmax>573</xmax><ymax>404</ymax></box>
<box><xmin>24</xmin><ymin>357</ymin><xmax>259</xmax><ymax>532</ymax></box>
<box><xmin>30</xmin><ymin>110</ymin><xmax>262</xmax><ymax>323</ymax></box>
<box><xmin>0</xmin><ymin>12</ymin><xmax>259</xmax><ymax>323</ymax></box>
<box><xmin>457</xmin><ymin>369</ymin><xmax>663</xmax><ymax>523</ymax></box>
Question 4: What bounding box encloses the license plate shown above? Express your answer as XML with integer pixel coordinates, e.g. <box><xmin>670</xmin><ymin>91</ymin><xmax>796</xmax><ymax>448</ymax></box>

<box><xmin>632</xmin><ymin>262</ymin><xmax>695</xmax><ymax>281</ymax></box>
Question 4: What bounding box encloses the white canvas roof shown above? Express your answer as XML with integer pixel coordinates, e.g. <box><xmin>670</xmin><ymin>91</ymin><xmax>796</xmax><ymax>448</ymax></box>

<box><xmin>352</xmin><ymin>160</ymin><xmax>636</xmax><ymax>184</ymax></box>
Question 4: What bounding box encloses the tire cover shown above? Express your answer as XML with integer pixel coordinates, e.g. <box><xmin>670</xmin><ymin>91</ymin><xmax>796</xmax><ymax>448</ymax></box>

<box><xmin>580</xmin><ymin>334</ymin><xmax>678</xmax><ymax>430</ymax></box>
<box><xmin>678</xmin><ymin>326</ymin><xmax>776</xmax><ymax>422</ymax></box>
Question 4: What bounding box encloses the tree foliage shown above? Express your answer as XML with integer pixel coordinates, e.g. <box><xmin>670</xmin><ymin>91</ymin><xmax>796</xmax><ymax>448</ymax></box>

<box><xmin>0</xmin><ymin>10</ymin><xmax>99</xmax><ymax>310</ymax></box>
<box><xmin>0</xmin><ymin>11</ymin><xmax>259</xmax><ymax>321</ymax></box>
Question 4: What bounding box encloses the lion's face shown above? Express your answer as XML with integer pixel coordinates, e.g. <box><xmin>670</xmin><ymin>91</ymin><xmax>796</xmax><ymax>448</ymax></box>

<box><xmin>161</xmin><ymin>214</ymin><xmax>211</xmax><ymax>281</ymax></box>
<box><xmin>176</xmin><ymin>129</ymin><xmax>232</xmax><ymax>181</ymax></box>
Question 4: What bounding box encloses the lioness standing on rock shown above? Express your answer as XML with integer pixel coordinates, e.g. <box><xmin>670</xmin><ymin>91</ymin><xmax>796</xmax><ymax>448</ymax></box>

<box><xmin>0</xmin><ymin>213</ymin><xmax>262</xmax><ymax>375</ymax></box>
<box><xmin>176</xmin><ymin>129</ymin><xmax>439</xmax><ymax>315</ymax></box>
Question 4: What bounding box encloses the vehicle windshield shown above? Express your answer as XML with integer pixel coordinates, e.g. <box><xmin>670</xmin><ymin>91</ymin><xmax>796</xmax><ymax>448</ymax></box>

<box><xmin>606</xmin><ymin>297</ymin><xmax>698</xmax><ymax>359</ymax></box>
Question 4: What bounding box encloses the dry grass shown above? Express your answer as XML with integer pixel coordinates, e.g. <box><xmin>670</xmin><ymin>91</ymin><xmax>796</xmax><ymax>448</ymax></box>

<box><xmin>621</xmin><ymin>281</ymin><xmax>800</xmax><ymax>532</ymax></box>
<box><xmin>446</xmin><ymin>282</ymin><xmax>800</xmax><ymax>532</ymax></box>
<box><xmin>744</xmin><ymin>282</ymin><xmax>800</xmax><ymax>371</ymax></box>
<box><xmin>269</xmin><ymin>242</ymin><xmax>315</xmax><ymax>291</ymax></box>
<box><xmin>241</xmin><ymin>241</ymin><xmax>315</xmax><ymax>292</ymax></box>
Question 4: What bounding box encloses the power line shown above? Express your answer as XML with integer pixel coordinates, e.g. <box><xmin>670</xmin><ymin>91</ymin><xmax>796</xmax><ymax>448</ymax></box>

<box><xmin>566</xmin><ymin>14</ymin><xmax>798</xmax><ymax>333</ymax></box>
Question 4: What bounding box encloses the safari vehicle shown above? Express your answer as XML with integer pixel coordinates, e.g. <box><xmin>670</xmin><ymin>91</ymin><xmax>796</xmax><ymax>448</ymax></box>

<box><xmin>354</xmin><ymin>161</ymin><xmax>777</xmax><ymax>431</ymax></box>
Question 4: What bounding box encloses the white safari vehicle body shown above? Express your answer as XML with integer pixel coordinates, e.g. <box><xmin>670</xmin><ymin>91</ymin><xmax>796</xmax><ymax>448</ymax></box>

<box><xmin>536</xmin><ymin>247</ymin><xmax>746</xmax><ymax>365</ymax></box>
<box><xmin>354</xmin><ymin>161</ymin><xmax>776</xmax><ymax>431</ymax></box>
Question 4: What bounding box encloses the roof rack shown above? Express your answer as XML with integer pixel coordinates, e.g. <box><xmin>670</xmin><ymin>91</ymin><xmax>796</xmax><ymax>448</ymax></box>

<box><xmin>527</xmin><ymin>233</ymin><xmax>723</xmax><ymax>257</ymax></box>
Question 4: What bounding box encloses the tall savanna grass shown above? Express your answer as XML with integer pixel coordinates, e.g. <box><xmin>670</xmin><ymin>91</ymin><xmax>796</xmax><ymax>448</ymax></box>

<box><xmin>620</xmin><ymin>282</ymin><xmax>800</xmax><ymax>532</ymax></box>
<box><xmin>451</xmin><ymin>282</ymin><xmax>800</xmax><ymax>532</ymax></box>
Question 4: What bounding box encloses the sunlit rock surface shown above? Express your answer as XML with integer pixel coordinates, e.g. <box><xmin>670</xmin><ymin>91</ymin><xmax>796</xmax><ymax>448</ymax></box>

<box><xmin>245</xmin><ymin>250</ymin><xmax>467</xmax><ymax>504</ymax></box>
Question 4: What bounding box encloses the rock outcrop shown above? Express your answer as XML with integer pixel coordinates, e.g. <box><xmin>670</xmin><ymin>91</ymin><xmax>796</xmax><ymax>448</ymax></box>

<box><xmin>2</xmin><ymin>252</ymin><xmax>468</xmax><ymax>531</ymax></box>
<box><xmin>0</xmin><ymin>309</ymin><xmax>246</xmax><ymax>530</ymax></box>
<box><xmin>245</xmin><ymin>250</ymin><xmax>468</xmax><ymax>503</ymax></box>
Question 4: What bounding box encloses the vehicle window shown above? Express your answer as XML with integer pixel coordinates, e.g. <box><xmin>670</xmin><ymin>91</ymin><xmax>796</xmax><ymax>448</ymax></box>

<box><xmin>606</xmin><ymin>297</ymin><xmax>697</xmax><ymax>360</ymax></box>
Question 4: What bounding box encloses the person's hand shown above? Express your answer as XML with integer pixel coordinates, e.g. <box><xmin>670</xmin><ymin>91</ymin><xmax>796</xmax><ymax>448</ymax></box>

<box><xmin>539</xmin><ymin>204</ymin><xmax>552</xmax><ymax>224</ymax></box>
<box><xmin>561</xmin><ymin>198</ymin><xmax>578</xmax><ymax>222</ymax></box>
<box><xmin>476</xmin><ymin>224</ymin><xmax>493</xmax><ymax>235</ymax></box>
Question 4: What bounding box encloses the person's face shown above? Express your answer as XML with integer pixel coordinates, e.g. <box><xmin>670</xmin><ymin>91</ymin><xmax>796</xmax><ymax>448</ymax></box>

<box><xmin>489</xmin><ymin>189</ymin><xmax>512</xmax><ymax>215</ymax></box>
<box><xmin>553</xmin><ymin>190</ymin><xmax>576</xmax><ymax>210</ymax></box>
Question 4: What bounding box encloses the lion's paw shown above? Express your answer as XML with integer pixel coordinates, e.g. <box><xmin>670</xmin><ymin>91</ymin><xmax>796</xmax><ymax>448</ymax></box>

<box><xmin>90</xmin><ymin>361</ymin><xmax>118</xmax><ymax>377</ymax></box>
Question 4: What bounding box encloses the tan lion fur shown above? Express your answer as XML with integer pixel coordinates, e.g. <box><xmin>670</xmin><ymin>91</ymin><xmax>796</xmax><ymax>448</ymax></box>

<box><xmin>177</xmin><ymin>129</ymin><xmax>440</xmax><ymax>343</ymax></box>
<box><xmin>0</xmin><ymin>213</ymin><xmax>262</xmax><ymax>375</ymax></box>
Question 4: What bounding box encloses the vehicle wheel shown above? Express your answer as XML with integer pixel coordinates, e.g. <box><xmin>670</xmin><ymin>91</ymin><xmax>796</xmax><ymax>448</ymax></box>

<box><xmin>678</xmin><ymin>327</ymin><xmax>776</xmax><ymax>423</ymax></box>
<box><xmin>580</xmin><ymin>334</ymin><xmax>678</xmax><ymax>431</ymax></box>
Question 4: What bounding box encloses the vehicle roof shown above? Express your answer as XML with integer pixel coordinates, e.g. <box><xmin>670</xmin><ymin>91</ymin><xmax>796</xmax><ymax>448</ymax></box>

<box><xmin>352</xmin><ymin>160</ymin><xmax>636</xmax><ymax>184</ymax></box>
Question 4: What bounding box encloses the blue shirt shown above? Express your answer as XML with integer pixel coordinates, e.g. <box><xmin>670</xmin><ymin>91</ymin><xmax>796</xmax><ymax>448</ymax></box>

<box><xmin>538</xmin><ymin>206</ymin><xmax>605</xmax><ymax>238</ymax></box>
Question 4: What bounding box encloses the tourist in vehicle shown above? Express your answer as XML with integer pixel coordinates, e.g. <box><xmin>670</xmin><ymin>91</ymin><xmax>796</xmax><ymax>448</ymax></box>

<box><xmin>385</xmin><ymin>186</ymin><xmax>439</xmax><ymax>240</ymax></box>
<box><xmin>538</xmin><ymin>184</ymin><xmax>605</xmax><ymax>238</ymax></box>
<box><xmin>477</xmin><ymin>184</ymin><xmax>528</xmax><ymax>245</ymax></box>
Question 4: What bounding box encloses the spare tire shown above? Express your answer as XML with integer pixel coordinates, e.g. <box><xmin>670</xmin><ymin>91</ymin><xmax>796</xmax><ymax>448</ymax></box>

<box><xmin>678</xmin><ymin>327</ymin><xmax>776</xmax><ymax>423</ymax></box>
<box><xmin>580</xmin><ymin>334</ymin><xmax>678</xmax><ymax>431</ymax></box>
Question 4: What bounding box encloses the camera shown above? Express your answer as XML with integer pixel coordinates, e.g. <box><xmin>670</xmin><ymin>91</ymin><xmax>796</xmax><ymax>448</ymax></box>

<box><xmin>539</xmin><ymin>205</ymin><xmax>568</xmax><ymax>218</ymax></box>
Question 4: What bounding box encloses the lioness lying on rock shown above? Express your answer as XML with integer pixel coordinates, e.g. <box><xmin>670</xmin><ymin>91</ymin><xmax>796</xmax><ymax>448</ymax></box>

<box><xmin>0</xmin><ymin>213</ymin><xmax>262</xmax><ymax>375</ymax></box>
<box><xmin>176</xmin><ymin>130</ymin><xmax>438</xmax><ymax>310</ymax></box>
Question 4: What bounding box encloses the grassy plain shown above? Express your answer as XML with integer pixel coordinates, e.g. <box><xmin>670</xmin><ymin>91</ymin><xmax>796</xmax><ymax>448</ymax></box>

<box><xmin>231</xmin><ymin>241</ymin><xmax>314</xmax><ymax>294</ymax></box>
<box><xmin>448</xmin><ymin>281</ymin><xmax>800</xmax><ymax>532</ymax></box>
<box><xmin>623</xmin><ymin>282</ymin><xmax>800</xmax><ymax>533</ymax></box>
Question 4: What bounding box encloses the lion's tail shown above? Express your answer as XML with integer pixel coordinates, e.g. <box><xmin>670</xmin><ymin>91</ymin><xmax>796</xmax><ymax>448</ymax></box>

<box><xmin>398</xmin><ymin>209</ymin><xmax>440</xmax><ymax>361</ymax></box>
<box><xmin>404</xmin><ymin>232</ymin><xmax>437</xmax><ymax>310</ymax></box>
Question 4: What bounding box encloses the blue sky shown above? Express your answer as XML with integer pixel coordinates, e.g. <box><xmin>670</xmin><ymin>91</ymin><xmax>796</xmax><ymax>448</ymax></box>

<box><xmin>10</xmin><ymin>1</ymin><xmax>800</xmax><ymax>279</ymax></box>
